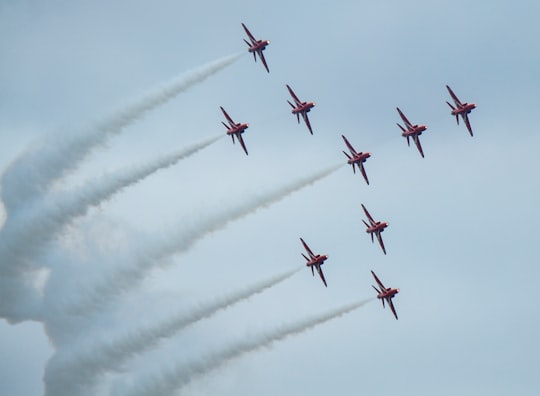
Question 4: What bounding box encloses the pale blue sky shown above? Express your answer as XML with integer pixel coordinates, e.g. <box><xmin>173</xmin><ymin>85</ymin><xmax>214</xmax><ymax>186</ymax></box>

<box><xmin>1</xmin><ymin>1</ymin><xmax>539</xmax><ymax>395</ymax></box>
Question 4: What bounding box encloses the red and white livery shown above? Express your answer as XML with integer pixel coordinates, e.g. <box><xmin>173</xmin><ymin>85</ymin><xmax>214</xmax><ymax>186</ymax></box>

<box><xmin>286</xmin><ymin>84</ymin><xmax>316</xmax><ymax>135</ymax></box>
<box><xmin>361</xmin><ymin>204</ymin><xmax>389</xmax><ymax>255</ymax></box>
<box><xmin>220</xmin><ymin>106</ymin><xmax>249</xmax><ymax>156</ymax></box>
<box><xmin>242</xmin><ymin>23</ymin><xmax>270</xmax><ymax>73</ymax></box>
<box><xmin>396</xmin><ymin>107</ymin><xmax>428</xmax><ymax>158</ymax></box>
<box><xmin>300</xmin><ymin>238</ymin><xmax>329</xmax><ymax>287</ymax></box>
<box><xmin>446</xmin><ymin>85</ymin><xmax>476</xmax><ymax>136</ymax></box>
<box><xmin>342</xmin><ymin>134</ymin><xmax>371</xmax><ymax>185</ymax></box>
<box><xmin>371</xmin><ymin>270</ymin><xmax>399</xmax><ymax>320</ymax></box>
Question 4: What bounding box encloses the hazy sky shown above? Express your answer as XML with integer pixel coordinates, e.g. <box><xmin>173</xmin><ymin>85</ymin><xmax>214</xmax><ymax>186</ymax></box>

<box><xmin>1</xmin><ymin>1</ymin><xmax>540</xmax><ymax>395</ymax></box>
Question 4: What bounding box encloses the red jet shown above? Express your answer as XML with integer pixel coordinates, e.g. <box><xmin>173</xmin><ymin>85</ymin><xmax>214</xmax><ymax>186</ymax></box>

<box><xmin>396</xmin><ymin>107</ymin><xmax>428</xmax><ymax>158</ymax></box>
<box><xmin>242</xmin><ymin>23</ymin><xmax>270</xmax><ymax>73</ymax></box>
<box><xmin>446</xmin><ymin>85</ymin><xmax>476</xmax><ymax>136</ymax></box>
<box><xmin>220</xmin><ymin>106</ymin><xmax>249</xmax><ymax>155</ymax></box>
<box><xmin>371</xmin><ymin>270</ymin><xmax>399</xmax><ymax>320</ymax></box>
<box><xmin>342</xmin><ymin>134</ymin><xmax>371</xmax><ymax>185</ymax></box>
<box><xmin>300</xmin><ymin>238</ymin><xmax>328</xmax><ymax>287</ymax></box>
<box><xmin>286</xmin><ymin>84</ymin><xmax>316</xmax><ymax>135</ymax></box>
<box><xmin>361</xmin><ymin>204</ymin><xmax>389</xmax><ymax>255</ymax></box>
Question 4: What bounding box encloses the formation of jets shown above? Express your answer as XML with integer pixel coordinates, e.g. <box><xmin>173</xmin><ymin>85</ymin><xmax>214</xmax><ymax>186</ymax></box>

<box><xmin>226</xmin><ymin>23</ymin><xmax>478</xmax><ymax>320</ymax></box>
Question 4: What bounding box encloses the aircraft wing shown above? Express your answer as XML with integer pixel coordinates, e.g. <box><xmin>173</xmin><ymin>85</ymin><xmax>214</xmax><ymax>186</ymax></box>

<box><xmin>286</xmin><ymin>85</ymin><xmax>302</xmax><ymax>106</ymax></box>
<box><xmin>396</xmin><ymin>107</ymin><xmax>413</xmax><ymax>129</ymax></box>
<box><xmin>220</xmin><ymin>107</ymin><xmax>235</xmax><ymax>126</ymax></box>
<box><xmin>359</xmin><ymin>163</ymin><xmax>370</xmax><ymax>185</ymax></box>
<box><xmin>371</xmin><ymin>270</ymin><xmax>386</xmax><ymax>291</ymax></box>
<box><xmin>237</xmin><ymin>133</ymin><xmax>249</xmax><ymax>155</ymax></box>
<box><xmin>341</xmin><ymin>135</ymin><xmax>358</xmax><ymax>156</ymax></box>
<box><xmin>300</xmin><ymin>238</ymin><xmax>316</xmax><ymax>259</ymax></box>
<box><xmin>301</xmin><ymin>112</ymin><xmax>313</xmax><ymax>135</ymax></box>
<box><xmin>316</xmin><ymin>265</ymin><xmax>328</xmax><ymax>287</ymax></box>
<box><xmin>446</xmin><ymin>85</ymin><xmax>463</xmax><ymax>107</ymax></box>
<box><xmin>258</xmin><ymin>50</ymin><xmax>270</xmax><ymax>73</ymax></box>
<box><xmin>388</xmin><ymin>298</ymin><xmax>399</xmax><ymax>320</ymax></box>
<box><xmin>361</xmin><ymin>204</ymin><xmax>376</xmax><ymax>225</ymax></box>
<box><xmin>241</xmin><ymin>23</ymin><xmax>257</xmax><ymax>44</ymax></box>
<box><xmin>412</xmin><ymin>134</ymin><xmax>425</xmax><ymax>158</ymax></box>
<box><xmin>376</xmin><ymin>231</ymin><xmax>387</xmax><ymax>255</ymax></box>
<box><xmin>462</xmin><ymin>113</ymin><xmax>474</xmax><ymax>136</ymax></box>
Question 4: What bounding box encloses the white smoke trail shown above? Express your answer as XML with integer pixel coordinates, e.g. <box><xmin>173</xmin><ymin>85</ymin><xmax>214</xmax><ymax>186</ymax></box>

<box><xmin>68</xmin><ymin>163</ymin><xmax>344</xmax><ymax>313</ymax></box>
<box><xmin>0</xmin><ymin>134</ymin><xmax>221</xmax><ymax>275</ymax></box>
<box><xmin>43</xmin><ymin>267</ymin><xmax>301</xmax><ymax>396</ymax></box>
<box><xmin>0</xmin><ymin>136</ymin><xmax>220</xmax><ymax>320</ymax></box>
<box><xmin>0</xmin><ymin>53</ymin><xmax>243</xmax><ymax>213</ymax></box>
<box><xmin>121</xmin><ymin>298</ymin><xmax>374</xmax><ymax>396</ymax></box>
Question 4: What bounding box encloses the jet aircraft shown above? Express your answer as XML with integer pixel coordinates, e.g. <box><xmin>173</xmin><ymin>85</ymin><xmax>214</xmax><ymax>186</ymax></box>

<box><xmin>286</xmin><ymin>84</ymin><xmax>316</xmax><ymax>134</ymax></box>
<box><xmin>220</xmin><ymin>106</ymin><xmax>249</xmax><ymax>155</ymax></box>
<box><xmin>446</xmin><ymin>85</ymin><xmax>476</xmax><ymax>136</ymax></box>
<box><xmin>361</xmin><ymin>204</ymin><xmax>389</xmax><ymax>255</ymax></box>
<box><xmin>242</xmin><ymin>23</ymin><xmax>270</xmax><ymax>73</ymax></box>
<box><xmin>341</xmin><ymin>134</ymin><xmax>371</xmax><ymax>185</ymax></box>
<box><xmin>371</xmin><ymin>270</ymin><xmax>399</xmax><ymax>320</ymax></box>
<box><xmin>300</xmin><ymin>238</ymin><xmax>329</xmax><ymax>287</ymax></box>
<box><xmin>396</xmin><ymin>107</ymin><xmax>428</xmax><ymax>158</ymax></box>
